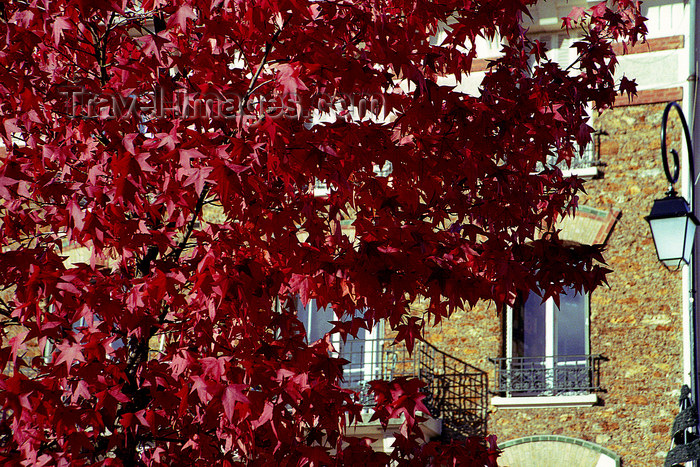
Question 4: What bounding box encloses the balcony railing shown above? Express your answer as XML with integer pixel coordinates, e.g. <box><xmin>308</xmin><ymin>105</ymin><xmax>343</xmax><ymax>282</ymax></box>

<box><xmin>489</xmin><ymin>354</ymin><xmax>606</xmax><ymax>397</ymax></box>
<box><xmin>337</xmin><ymin>337</ymin><xmax>488</xmax><ymax>439</ymax></box>
<box><xmin>549</xmin><ymin>142</ymin><xmax>597</xmax><ymax>170</ymax></box>
<box><xmin>537</xmin><ymin>130</ymin><xmax>605</xmax><ymax>173</ymax></box>
<box><xmin>418</xmin><ymin>341</ymin><xmax>489</xmax><ymax>439</ymax></box>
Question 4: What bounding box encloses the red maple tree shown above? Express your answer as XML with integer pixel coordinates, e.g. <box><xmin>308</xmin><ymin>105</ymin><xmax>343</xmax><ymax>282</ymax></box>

<box><xmin>0</xmin><ymin>0</ymin><xmax>644</xmax><ymax>465</ymax></box>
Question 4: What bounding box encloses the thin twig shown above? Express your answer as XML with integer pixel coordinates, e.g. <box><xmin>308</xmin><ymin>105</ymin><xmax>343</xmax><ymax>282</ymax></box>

<box><xmin>166</xmin><ymin>184</ymin><xmax>211</xmax><ymax>261</ymax></box>
<box><xmin>240</xmin><ymin>15</ymin><xmax>292</xmax><ymax>112</ymax></box>
<box><xmin>231</xmin><ymin>37</ymin><xmax>253</xmax><ymax>73</ymax></box>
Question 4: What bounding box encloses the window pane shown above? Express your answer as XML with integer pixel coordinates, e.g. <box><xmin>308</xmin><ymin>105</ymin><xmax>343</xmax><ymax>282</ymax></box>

<box><xmin>555</xmin><ymin>287</ymin><xmax>587</xmax><ymax>357</ymax></box>
<box><xmin>338</xmin><ymin>327</ymin><xmax>369</xmax><ymax>382</ymax></box>
<box><xmin>296</xmin><ymin>299</ymin><xmax>335</xmax><ymax>342</ymax></box>
<box><xmin>294</xmin><ymin>299</ymin><xmax>379</xmax><ymax>399</ymax></box>
<box><xmin>513</xmin><ymin>294</ymin><xmax>546</xmax><ymax>358</ymax></box>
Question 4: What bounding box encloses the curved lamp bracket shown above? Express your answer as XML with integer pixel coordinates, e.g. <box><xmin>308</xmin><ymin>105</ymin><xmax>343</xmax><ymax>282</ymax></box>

<box><xmin>661</xmin><ymin>101</ymin><xmax>695</xmax><ymax>195</ymax></box>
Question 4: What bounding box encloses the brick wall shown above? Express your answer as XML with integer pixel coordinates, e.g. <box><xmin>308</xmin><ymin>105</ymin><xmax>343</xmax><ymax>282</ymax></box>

<box><xmin>472</xmin><ymin>35</ymin><xmax>684</xmax><ymax>75</ymax></box>
<box><xmin>614</xmin><ymin>87</ymin><xmax>684</xmax><ymax>107</ymax></box>
<box><xmin>424</xmin><ymin>102</ymin><xmax>686</xmax><ymax>466</ymax></box>
<box><xmin>611</xmin><ymin>35</ymin><xmax>684</xmax><ymax>55</ymax></box>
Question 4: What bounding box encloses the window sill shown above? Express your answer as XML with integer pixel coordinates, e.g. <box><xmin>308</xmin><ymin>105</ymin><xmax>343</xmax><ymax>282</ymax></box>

<box><xmin>560</xmin><ymin>166</ymin><xmax>600</xmax><ymax>178</ymax></box>
<box><xmin>347</xmin><ymin>412</ymin><xmax>442</xmax><ymax>438</ymax></box>
<box><xmin>530</xmin><ymin>166</ymin><xmax>600</xmax><ymax>179</ymax></box>
<box><xmin>491</xmin><ymin>393</ymin><xmax>598</xmax><ymax>409</ymax></box>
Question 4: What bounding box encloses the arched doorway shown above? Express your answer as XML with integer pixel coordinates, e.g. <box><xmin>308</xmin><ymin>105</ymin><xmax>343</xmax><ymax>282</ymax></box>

<box><xmin>499</xmin><ymin>435</ymin><xmax>620</xmax><ymax>467</ymax></box>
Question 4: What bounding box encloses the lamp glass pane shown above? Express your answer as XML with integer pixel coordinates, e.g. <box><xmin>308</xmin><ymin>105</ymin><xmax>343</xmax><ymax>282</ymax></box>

<box><xmin>649</xmin><ymin>216</ymin><xmax>689</xmax><ymax>264</ymax></box>
<box><xmin>683</xmin><ymin>218</ymin><xmax>698</xmax><ymax>264</ymax></box>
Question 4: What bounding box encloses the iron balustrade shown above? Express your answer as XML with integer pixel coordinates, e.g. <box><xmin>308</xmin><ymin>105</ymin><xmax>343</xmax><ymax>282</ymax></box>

<box><xmin>336</xmin><ymin>336</ymin><xmax>488</xmax><ymax>439</ymax></box>
<box><xmin>489</xmin><ymin>354</ymin><xmax>606</xmax><ymax>397</ymax></box>
<box><xmin>538</xmin><ymin>130</ymin><xmax>604</xmax><ymax>172</ymax></box>
<box><xmin>552</xmin><ymin>142</ymin><xmax>598</xmax><ymax>170</ymax></box>
<box><xmin>417</xmin><ymin>341</ymin><xmax>489</xmax><ymax>439</ymax></box>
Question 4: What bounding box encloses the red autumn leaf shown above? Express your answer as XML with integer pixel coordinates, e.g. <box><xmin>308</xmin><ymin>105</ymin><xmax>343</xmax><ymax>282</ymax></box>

<box><xmin>276</xmin><ymin>63</ymin><xmax>309</xmax><ymax>96</ymax></box>
<box><xmin>200</xmin><ymin>356</ymin><xmax>227</xmax><ymax>380</ymax></box>
<box><xmin>55</xmin><ymin>342</ymin><xmax>86</xmax><ymax>370</ymax></box>
<box><xmin>222</xmin><ymin>384</ymin><xmax>250</xmax><ymax>422</ymax></box>
<box><xmin>589</xmin><ymin>1</ymin><xmax>609</xmax><ymax>18</ymax></box>
<box><xmin>52</xmin><ymin>16</ymin><xmax>72</xmax><ymax>46</ymax></box>
<box><xmin>167</xmin><ymin>5</ymin><xmax>196</xmax><ymax>32</ymax></box>
<box><xmin>71</xmin><ymin>380</ymin><xmax>92</xmax><ymax>404</ymax></box>
<box><xmin>136</xmin><ymin>33</ymin><xmax>169</xmax><ymax>63</ymax></box>
<box><xmin>619</xmin><ymin>76</ymin><xmax>638</xmax><ymax>100</ymax></box>
<box><xmin>563</xmin><ymin>6</ymin><xmax>587</xmax><ymax>30</ymax></box>
<box><xmin>393</xmin><ymin>316</ymin><xmax>423</xmax><ymax>354</ymax></box>
<box><xmin>8</xmin><ymin>329</ymin><xmax>29</xmax><ymax>363</ymax></box>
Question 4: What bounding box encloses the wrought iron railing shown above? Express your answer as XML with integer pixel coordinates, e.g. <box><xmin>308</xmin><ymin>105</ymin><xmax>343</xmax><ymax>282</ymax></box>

<box><xmin>417</xmin><ymin>341</ymin><xmax>489</xmax><ymax>439</ymax></box>
<box><xmin>489</xmin><ymin>354</ymin><xmax>606</xmax><ymax>397</ymax></box>
<box><xmin>538</xmin><ymin>130</ymin><xmax>605</xmax><ymax>172</ymax></box>
<box><xmin>548</xmin><ymin>143</ymin><xmax>597</xmax><ymax>170</ymax></box>
<box><xmin>337</xmin><ymin>337</ymin><xmax>488</xmax><ymax>439</ymax></box>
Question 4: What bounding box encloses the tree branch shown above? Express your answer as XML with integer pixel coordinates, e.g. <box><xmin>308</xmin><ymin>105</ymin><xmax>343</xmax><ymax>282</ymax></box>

<box><xmin>166</xmin><ymin>183</ymin><xmax>210</xmax><ymax>262</ymax></box>
<box><xmin>240</xmin><ymin>15</ymin><xmax>292</xmax><ymax>112</ymax></box>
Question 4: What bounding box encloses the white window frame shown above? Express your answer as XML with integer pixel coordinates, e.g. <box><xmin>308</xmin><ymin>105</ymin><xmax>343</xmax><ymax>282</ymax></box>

<box><xmin>493</xmin><ymin>291</ymin><xmax>597</xmax><ymax>408</ymax></box>
<box><xmin>296</xmin><ymin>299</ymin><xmax>383</xmax><ymax>394</ymax></box>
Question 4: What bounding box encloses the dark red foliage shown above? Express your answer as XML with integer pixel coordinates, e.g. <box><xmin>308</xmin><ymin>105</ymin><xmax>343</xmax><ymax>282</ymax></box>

<box><xmin>0</xmin><ymin>0</ymin><xmax>644</xmax><ymax>465</ymax></box>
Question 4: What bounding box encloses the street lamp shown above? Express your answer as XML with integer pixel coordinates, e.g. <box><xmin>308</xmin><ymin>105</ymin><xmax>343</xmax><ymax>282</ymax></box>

<box><xmin>645</xmin><ymin>101</ymin><xmax>699</xmax><ymax>269</ymax></box>
<box><xmin>648</xmin><ymin>102</ymin><xmax>700</xmax><ymax>466</ymax></box>
<box><xmin>647</xmin><ymin>195</ymin><xmax>698</xmax><ymax>269</ymax></box>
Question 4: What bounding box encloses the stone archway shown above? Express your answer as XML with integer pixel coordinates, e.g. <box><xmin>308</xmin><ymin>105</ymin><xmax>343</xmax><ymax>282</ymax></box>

<box><xmin>499</xmin><ymin>435</ymin><xmax>620</xmax><ymax>467</ymax></box>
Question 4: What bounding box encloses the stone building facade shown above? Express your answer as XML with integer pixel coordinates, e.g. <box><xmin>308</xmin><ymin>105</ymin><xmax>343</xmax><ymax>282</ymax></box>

<box><xmin>423</xmin><ymin>101</ymin><xmax>686</xmax><ymax>466</ymax></box>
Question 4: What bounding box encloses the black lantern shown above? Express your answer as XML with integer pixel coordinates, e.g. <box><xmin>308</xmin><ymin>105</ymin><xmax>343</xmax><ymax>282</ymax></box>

<box><xmin>646</xmin><ymin>194</ymin><xmax>699</xmax><ymax>269</ymax></box>
<box><xmin>647</xmin><ymin>101</ymin><xmax>697</xmax><ymax>269</ymax></box>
